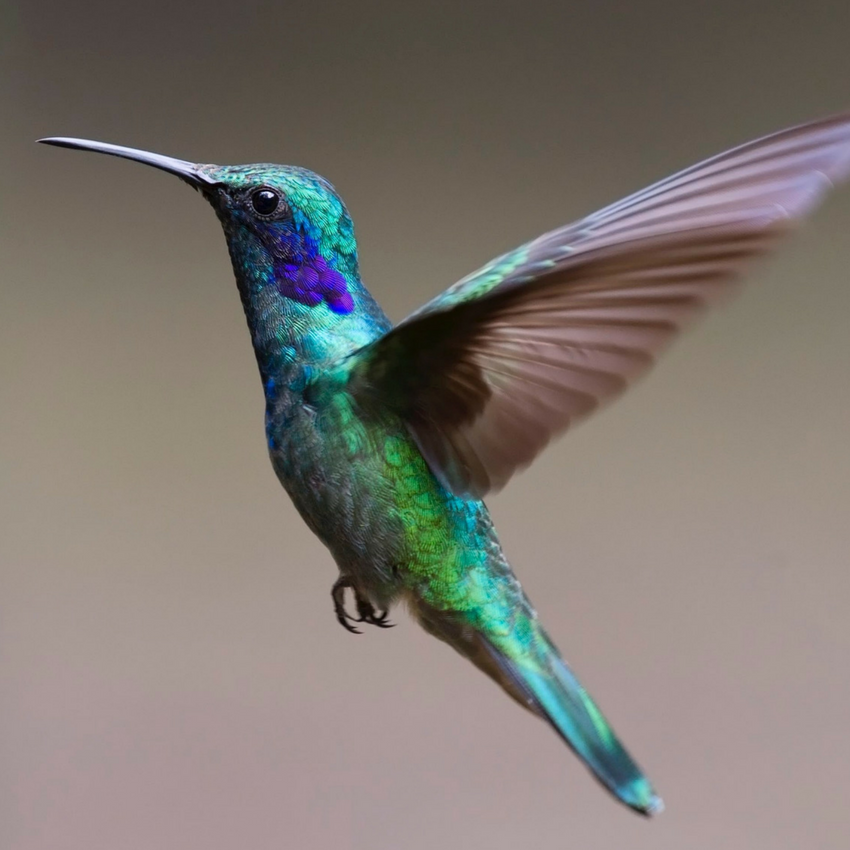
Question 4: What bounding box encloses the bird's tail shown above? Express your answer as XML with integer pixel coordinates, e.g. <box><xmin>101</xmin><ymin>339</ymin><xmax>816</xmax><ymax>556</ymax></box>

<box><xmin>481</xmin><ymin>627</ymin><xmax>663</xmax><ymax>815</ymax></box>
<box><xmin>412</xmin><ymin>593</ymin><xmax>661</xmax><ymax>815</ymax></box>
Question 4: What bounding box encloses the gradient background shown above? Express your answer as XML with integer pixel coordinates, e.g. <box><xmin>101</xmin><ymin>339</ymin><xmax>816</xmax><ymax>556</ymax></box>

<box><xmin>3</xmin><ymin>2</ymin><xmax>850</xmax><ymax>848</ymax></box>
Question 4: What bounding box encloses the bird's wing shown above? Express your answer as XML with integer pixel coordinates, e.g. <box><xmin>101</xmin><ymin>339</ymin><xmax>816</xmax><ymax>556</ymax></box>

<box><xmin>343</xmin><ymin>114</ymin><xmax>850</xmax><ymax>498</ymax></box>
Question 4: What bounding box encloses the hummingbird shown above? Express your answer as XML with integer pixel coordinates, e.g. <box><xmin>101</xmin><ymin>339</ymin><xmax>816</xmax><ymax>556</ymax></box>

<box><xmin>39</xmin><ymin>113</ymin><xmax>850</xmax><ymax>816</ymax></box>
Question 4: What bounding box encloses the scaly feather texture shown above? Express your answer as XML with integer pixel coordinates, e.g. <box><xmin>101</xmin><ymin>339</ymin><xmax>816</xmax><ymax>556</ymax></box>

<box><xmin>39</xmin><ymin>112</ymin><xmax>850</xmax><ymax>816</ymax></box>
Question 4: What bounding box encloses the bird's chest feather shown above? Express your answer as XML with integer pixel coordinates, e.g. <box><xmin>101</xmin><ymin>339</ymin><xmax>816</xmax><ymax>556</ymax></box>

<box><xmin>265</xmin><ymin>384</ymin><xmax>491</xmax><ymax>599</ymax></box>
<box><xmin>266</xmin><ymin>387</ymin><xmax>407</xmax><ymax>584</ymax></box>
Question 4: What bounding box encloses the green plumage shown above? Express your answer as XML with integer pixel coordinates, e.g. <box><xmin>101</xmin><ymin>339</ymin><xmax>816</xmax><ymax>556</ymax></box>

<box><xmin>41</xmin><ymin>112</ymin><xmax>850</xmax><ymax>817</ymax></box>
<box><xmin>282</xmin><ymin>333</ymin><xmax>658</xmax><ymax>814</ymax></box>
<box><xmin>195</xmin><ymin>160</ymin><xmax>660</xmax><ymax>815</ymax></box>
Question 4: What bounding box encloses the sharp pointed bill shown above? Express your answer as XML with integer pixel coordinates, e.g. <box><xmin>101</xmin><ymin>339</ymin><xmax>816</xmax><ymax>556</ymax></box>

<box><xmin>40</xmin><ymin>112</ymin><xmax>850</xmax><ymax>817</ymax></box>
<box><xmin>37</xmin><ymin>137</ymin><xmax>217</xmax><ymax>189</ymax></box>
<box><xmin>344</xmin><ymin>113</ymin><xmax>850</xmax><ymax>497</ymax></box>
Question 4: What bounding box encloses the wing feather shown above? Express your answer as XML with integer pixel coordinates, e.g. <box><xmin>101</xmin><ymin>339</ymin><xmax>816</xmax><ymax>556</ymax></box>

<box><xmin>345</xmin><ymin>114</ymin><xmax>850</xmax><ymax>497</ymax></box>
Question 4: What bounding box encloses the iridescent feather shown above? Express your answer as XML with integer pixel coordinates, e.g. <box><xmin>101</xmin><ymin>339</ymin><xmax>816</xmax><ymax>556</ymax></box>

<box><xmin>345</xmin><ymin>114</ymin><xmax>850</xmax><ymax>496</ymax></box>
<box><xmin>39</xmin><ymin>112</ymin><xmax>850</xmax><ymax>817</ymax></box>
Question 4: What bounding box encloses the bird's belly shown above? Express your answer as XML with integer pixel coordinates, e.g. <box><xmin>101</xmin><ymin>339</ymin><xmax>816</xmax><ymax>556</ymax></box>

<box><xmin>267</xmin><ymin>406</ymin><xmax>412</xmax><ymax>598</ymax></box>
<box><xmin>268</xmin><ymin>402</ymin><xmax>497</xmax><ymax>607</ymax></box>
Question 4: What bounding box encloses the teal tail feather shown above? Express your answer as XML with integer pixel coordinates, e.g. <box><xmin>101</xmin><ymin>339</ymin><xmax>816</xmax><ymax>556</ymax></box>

<box><xmin>483</xmin><ymin>633</ymin><xmax>663</xmax><ymax>816</ymax></box>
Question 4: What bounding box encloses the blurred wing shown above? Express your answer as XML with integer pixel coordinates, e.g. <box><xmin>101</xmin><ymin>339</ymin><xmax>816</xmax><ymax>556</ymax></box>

<box><xmin>346</xmin><ymin>114</ymin><xmax>850</xmax><ymax>498</ymax></box>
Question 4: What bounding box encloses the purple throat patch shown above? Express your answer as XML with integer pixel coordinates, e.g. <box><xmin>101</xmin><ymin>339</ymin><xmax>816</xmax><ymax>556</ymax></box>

<box><xmin>276</xmin><ymin>253</ymin><xmax>354</xmax><ymax>314</ymax></box>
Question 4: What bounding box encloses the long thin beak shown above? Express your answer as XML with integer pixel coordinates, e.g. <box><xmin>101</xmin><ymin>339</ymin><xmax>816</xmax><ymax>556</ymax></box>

<box><xmin>37</xmin><ymin>137</ymin><xmax>217</xmax><ymax>189</ymax></box>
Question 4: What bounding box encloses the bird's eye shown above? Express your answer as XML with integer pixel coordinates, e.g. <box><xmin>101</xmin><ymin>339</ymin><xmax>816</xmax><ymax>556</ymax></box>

<box><xmin>251</xmin><ymin>188</ymin><xmax>280</xmax><ymax>216</ymax></box>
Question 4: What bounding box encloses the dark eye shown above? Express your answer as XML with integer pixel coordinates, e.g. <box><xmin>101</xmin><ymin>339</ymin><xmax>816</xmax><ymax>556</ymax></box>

<box><xmin>251</xmin><ymin>188</ymin><xmax>280</xmax><ymax>216</ymax></box>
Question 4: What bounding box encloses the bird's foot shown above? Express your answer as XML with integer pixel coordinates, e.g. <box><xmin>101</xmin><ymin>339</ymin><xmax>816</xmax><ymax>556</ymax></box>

<box><xmin>354</xmin><ymin>593</ymin><xmax>394</xmax><ymax>629</ymax></box>
<box><xmin>331</xmin><ymin>576</ymin><xmax>394</xmax><ymax>634</ymax></box>
<box><xmin>332</xmin><ymin>576</ymin><xmax>361</xmax><ymax>633</ymax></box>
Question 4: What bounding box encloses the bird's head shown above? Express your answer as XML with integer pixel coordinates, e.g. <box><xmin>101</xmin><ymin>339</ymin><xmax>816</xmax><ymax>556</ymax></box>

<box><xmin>38</xmin><ymin>138</ymin><xmax>362</xmax><ymax>317</ymax></box>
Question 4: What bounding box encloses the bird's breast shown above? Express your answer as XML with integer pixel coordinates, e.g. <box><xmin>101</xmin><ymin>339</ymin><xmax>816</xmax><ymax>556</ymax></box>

<box><xmin>266</xmin><ymin>390</ymin><xmax>408</xmax><ymax>588</ymax></box>
<box><xmin>265</xmin><ymin>386</ymin><xmax>504</xmax><ymax>609</ymax></box>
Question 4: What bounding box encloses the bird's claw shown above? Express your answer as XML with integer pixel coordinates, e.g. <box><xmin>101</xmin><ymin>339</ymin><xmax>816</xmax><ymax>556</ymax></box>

<box><xmin>331</xmin><ymin>576</ymin><xmax>394</xmax><ymax>633</ymax></box>
<box><xmin>355</xmin><ymin>594</ymin><xmax>395</xmax><ymax>628</ymax></box>
<box><xmin>332</xmin><ymin>577</ymin><xmax>361</xmax><ymax>633</ymax></box>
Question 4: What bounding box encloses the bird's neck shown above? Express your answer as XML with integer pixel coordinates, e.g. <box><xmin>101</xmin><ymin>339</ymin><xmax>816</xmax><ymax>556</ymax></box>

<box><xmin>227</xmin><ymin>240</ymin><xmax>391</xmax><ymax>401</ymax></box>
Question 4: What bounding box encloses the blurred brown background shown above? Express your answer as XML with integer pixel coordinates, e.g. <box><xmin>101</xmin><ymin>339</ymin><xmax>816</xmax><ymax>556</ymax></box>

<box><xmin>2</xmin><ymin>1</ymin><xmax>849</xmax><ymax>848</ymax></box>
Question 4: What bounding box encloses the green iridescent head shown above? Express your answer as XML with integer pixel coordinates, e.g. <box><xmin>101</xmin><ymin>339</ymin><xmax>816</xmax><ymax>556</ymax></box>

<box><xmin>38</xmin><ymin>137</ymin><xmax>361</xmax><ymax>315</ymax></box>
